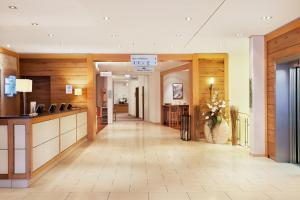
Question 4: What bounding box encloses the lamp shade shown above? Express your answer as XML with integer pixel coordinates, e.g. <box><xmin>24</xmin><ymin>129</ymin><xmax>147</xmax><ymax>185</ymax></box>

<box><xmin>74</xmin><ymin>88</ymin><xmax>82</xmax><ymax>96</ymax></box>
<box><xmin>16</xmin><ymin>79</ymin><xmax>32</xmax><ymax>92</ymax></box>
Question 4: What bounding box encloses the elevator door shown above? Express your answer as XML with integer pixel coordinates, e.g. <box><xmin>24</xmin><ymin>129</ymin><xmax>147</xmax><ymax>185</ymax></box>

<box><xmin>289</xmin><ymin>67</ymin><xmax>300</xmax><ymax>164</ymax></box>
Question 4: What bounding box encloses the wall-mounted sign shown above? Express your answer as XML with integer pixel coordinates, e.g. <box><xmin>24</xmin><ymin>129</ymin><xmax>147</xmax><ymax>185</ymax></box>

<box><xmin>5</xmin><ymin>75</ymin><xmax>16</xmax><ymax>97</ymax></box>
<box><xmin>135</xmin><ymin>66</ymin><xmax>155</xmax><ymax>72</ymax></box>
<box><xmin>131</xmin><ymin>55</ymin><xmax>157</xmax><ymax>67</ymax></box>
<box><xmin>100</xmin><ymin>71</ymin><xmax>112</xmax><ymax>77</ymax></box>
<box><xmin>66</xmin><ymin>84</ymin><xmax>73</xmax><ymax>94</ymax></box>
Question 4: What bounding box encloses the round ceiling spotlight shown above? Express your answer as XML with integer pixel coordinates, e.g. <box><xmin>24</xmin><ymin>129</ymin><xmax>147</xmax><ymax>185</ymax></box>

<box><xmin>8</xmin><ymin>6</ymin><xmax>17</xmax><ymax>9</ymax></box>
<box><xmin>103</xmin><ymin>16</ymin><xmax>111</xmax><ymax>21</ymax></box>
<box><xmin>111</xmin><ymin>34</ymin><xmax>118</xmax><ymax>38</ymax></box>
<box><xmin>6</xmin><ymin>44</ymin><xmax>11</xmax><ymax>48</ymax></box>
<box><xmin>185</xmin><ymin>17</ymin><xmax>192</xmax><ymax>21</ymax></box>
<box><xmin>176</xmin><ymin>34</ymin><xmax>183</xmax><ymax>38</ymax></box>
<box><xmin>31</xmin><ymin>23</ymin><xmax>39</xmax><ymax>26</ymax></box>
<box><xmin>48</xmin><ymin>33</ymin><xmax>54</xmax><ymax>38</ymax></box>
<box><xmin>261</xmin><ymin>16</ymin><xmax>273</xmax><ymax>22</ymax></box>
<box><xmin>235</xmin><ymin>33</ymin><xmax>244</xmax><ymax>38</ymax></box>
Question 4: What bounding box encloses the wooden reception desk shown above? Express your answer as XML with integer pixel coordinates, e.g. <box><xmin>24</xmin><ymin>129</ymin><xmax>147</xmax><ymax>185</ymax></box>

<box><xmin>0</xmin><ymin>108</ymin><xmax>87</xmax><ymax>188</ymax></box>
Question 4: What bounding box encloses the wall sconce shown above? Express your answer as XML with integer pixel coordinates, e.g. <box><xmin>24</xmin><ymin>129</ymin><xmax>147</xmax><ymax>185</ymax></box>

<box><xmin>209</xmin><ymin>77</ymin><xmax>215</xmax><ymax>100</ymax></box>
<box><xmin>74</xmin><ymin>88</ymin><xmax>82</xmax><ymax>96</ymax></box>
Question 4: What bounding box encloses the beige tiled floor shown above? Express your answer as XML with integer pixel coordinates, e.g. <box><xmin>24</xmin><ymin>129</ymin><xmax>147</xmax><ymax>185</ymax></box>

<box><xmin>1</xmin><ymin>121</ymin><xmax>300</xmax><ymax>199</ymax></box>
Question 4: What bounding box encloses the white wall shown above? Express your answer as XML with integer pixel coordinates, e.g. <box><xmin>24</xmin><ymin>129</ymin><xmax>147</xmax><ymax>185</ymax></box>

<box><xmin>113</xmin><ymin>82</ymin><xmax>129</xmax><ymax>104</ymax></box>
<box><xmin>107</xmin><ymin>77</ymin><xmax>113</xmax><ymax>124</ymax></box>
<box><xmin>128</xmin><ymin>79</ymin><xmax>139</xmax><ymax>117</ymax></box>
<box><xmin>148</xmin><ymin>72</ymin><xmax>161</xmax><ymax>123</ymax></box>
<box><xmin>249</xmin><ymin>36</ymin><xmax>265</xmax><ymax>155</ymax></box>
<box><xmin>228</xmin><ymin>40</ymin><xmax>250</xmax><ymax>114</ymax></box>
<box><xmin>163</xmin><ymin>70</ymin><xmax>189</xmax><ymax>105</ymax></box>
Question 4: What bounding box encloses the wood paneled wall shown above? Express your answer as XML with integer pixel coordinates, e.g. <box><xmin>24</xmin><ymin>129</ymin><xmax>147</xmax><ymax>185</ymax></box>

<box><xmin>19</xmin><ymin>59</ymin><xmax>88</xmax><ymax>108</ymax></box>
<box><xmin>198</xmin><ymin>58</ymin><xmax>226</xmax><ymax>137</ymax></box>
<box><xmin>265</xmin><ymin>18</ymin><xmax>300</xmax><ymax>160</ymax></box>
<box><xmin>0</xmin><ymin>48</ymin><xmax>20</xmax><ymax>115</ymax></box>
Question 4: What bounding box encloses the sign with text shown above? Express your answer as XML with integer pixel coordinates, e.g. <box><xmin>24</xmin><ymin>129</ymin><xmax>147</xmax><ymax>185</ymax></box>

<box><xmin>131</xmin><ymin>55</ymin><xmax>157</xmax><ymax>67</ymax></box>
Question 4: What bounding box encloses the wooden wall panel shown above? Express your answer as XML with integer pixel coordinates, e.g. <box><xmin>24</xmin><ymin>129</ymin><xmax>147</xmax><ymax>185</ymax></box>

<box><xmin>198</xmin><ymin>59</ymin><xmax>226</xmax><ymax>137</ymax></box>
<box><xmin>19</xmin><ymin>59</ymin><xmax>88</xmax><ymax>108</ymax></box>
<box><xmin>0</xmin><ymin>50</ymin><xmax>20</xmax><ymax>115</ymax></box>
<box><xmin>25</xmin><ymin>76</ymin><xmax>51</xmax><ymax>112</ymax></box>
<box><xmin>265</xmin><ymin>18</ymin><xmax>300</xmax><ymax>160</ymax></box>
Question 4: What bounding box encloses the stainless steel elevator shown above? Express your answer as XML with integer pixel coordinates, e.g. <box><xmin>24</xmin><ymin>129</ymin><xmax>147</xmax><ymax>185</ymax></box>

<box><xmin>276</xmin><ymin>59</ymin><xmax>300</xmax><ymax>163</ymax></box>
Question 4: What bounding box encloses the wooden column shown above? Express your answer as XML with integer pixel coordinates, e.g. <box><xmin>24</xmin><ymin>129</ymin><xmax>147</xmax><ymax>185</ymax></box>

<box><xmin>191</xmin><ymin>54</ymin><xmax>200</xmax><ymax>140</ymax></box>
<box><xmin>87</xmin><ymin>56</ymin><xmax>97</xmax><ymax>141</ymax></box>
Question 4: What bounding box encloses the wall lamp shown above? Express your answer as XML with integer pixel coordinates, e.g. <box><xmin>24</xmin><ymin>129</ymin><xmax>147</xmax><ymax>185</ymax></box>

<box><xmin>209</xmin><ymin>77</ymin><xmax>215</xmax><ymax>100</ymax></box>
<box><xmin>74</xmin><ymin>88</ymin><xmax>82</xmax><ymax>96</ymax></box>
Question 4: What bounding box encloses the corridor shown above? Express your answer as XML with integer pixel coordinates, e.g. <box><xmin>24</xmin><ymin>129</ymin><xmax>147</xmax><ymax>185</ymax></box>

<box><xmin>1</xmin><ymin>121</ymin><xmax>300</xmax><ymax>200</ymax></box>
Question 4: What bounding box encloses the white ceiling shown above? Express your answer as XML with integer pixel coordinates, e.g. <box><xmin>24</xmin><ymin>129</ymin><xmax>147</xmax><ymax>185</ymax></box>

<box><xmin>97</xmin><ymin>61</ymin><xmax>188</xmax><ymax>75</ymax></box>
<box><xmin>0</xmin><ymin>0</ymin><xmax>299</xmax><ymax>53</ymax></box>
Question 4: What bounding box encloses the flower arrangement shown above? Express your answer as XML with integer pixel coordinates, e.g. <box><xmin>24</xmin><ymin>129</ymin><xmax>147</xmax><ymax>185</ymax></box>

<box><xmin>203</xmin><ymin>91</ymin><xmax>226</xmax><ymax>132</ymax></box>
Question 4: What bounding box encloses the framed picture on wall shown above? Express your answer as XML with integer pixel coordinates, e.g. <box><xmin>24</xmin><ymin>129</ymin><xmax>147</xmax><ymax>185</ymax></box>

<box><xmin>172</xmin><ymin>83</ymin><xmax>183</xmax><ymax>100</ymax></box>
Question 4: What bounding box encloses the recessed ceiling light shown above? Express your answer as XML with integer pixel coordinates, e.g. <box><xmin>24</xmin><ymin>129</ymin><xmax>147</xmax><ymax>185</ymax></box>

<box><xmin>8</xmin><ymin>5</ymin><xmax>17</xmax><ymax>9</ymax></box>
<box><xmin>103</xmin><ymin>16</ymin><xmax>110</xmax><ymax>21</ymax></box>
<box><xmin>48</xmin><ymin>33</ymin><xmax>54</xmax><ymax>38</ymax></box>
<box><xmin>31</xmin><ymin>23</ymin><xmax>39</xmax><ymax>26</ymax></box>
<box><xmin>235</xmin><ymin>33</ymin><xmax>244</xmax><ymax>38</ymax></box>
<box><xmin>185</xmin><ymin>17</ymin><xmax>192</xmax><ymax>21</ymax></box>
<box><xmin>261</xmin><ymin>16</ymin><xmax>273</xmax><ymax>21</ymax></box>
<box><xmin>6</xmin><ymin>44</ymin><xmax>11</xmax><ymax>48</ymax></box>
<box><xmin>111</xmin><ymin>34</ymin><xmax>118</xmax><ymax>38</ymax></box>
<box><xmin>176</xmin><ymin>34</ymin><xmax>183</xmax><ymax>38</ymax></box>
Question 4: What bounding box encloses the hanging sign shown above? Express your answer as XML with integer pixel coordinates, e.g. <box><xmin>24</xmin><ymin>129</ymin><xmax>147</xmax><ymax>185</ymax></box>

<box><xmin>131</xmin><ymin>55</ymin><xmax>157</xmax><ymax>72</ymax></box>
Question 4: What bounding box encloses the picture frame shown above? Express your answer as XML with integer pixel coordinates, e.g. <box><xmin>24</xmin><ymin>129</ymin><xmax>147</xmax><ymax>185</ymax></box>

<box><xmin>172</xmin><ymin>83</ymin><xmax>183</xmax><ymax>100</ymax></box>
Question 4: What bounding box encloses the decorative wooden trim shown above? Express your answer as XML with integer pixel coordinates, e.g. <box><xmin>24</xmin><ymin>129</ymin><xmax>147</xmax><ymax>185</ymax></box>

<box><xmin>0</xmin><ymin>174</ymin><xmax>8</xmax><ymax>179</ymax></box>
<box><xmin>19</xmin><ymin>53</ymin><xmax>88</xmax><ymax>60</ymax></box>
<box><xmin>264</xmin><ymin>38</ymin><xmax>269</xmax><ymax>157</ymax></box>
<box><xmin>265</xmin><ymin>17</ymin><xmax>300</xmax><ymax>42</ymax></box>
<box><xmin>0</xmin><ymin>48</ymin><xmax>18</xmax><ymax>58</ymax></box>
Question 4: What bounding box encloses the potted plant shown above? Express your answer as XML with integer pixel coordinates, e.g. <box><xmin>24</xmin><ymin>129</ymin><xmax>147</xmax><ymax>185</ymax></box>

<box><xmin>203</xmin><ymin>91</ymin><xmax>229</xmax><ymax>144</ymax></box>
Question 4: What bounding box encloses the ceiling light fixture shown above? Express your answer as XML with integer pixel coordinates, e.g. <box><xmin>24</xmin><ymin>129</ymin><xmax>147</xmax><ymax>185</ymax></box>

<box><xmin>111</xmin><ymin>34</ymin><xmax>118</xmax><ymax>38</ymax></box>
<box><xmin>185</xmin><ymin>17</ymin><xmax>192</xmax><ymax>21</ymax></box>
<box><xmin>235</xmin><ymin>33</ymin><xmax>244</xmax><ymax>38</ymax></box>
<box><xmin>103</xmin><ymin>16</ymin><xmax>110</xmax><ymax>21</ymax></box>
<box><xmin>261</xmin><ymin>16</ymin><xmax>273</xmax><ymax>21</ymax></box>
<box><xmin>176</xmin><ymin>34</ymin><xmax>183</xmax><ymax>38</ymax></box>
<box><xmin>6</xmin><ymin>44</ymin><xmax>11</xmax><ymax>48</ymax></box>
<box><xmin>31</xmin><ymin>23</ymin><xmax>39</xmax><ymax>26</ymax></box>
<box><xmin>48</xmin><ymin>33</ymin><xmax>54</xmax><ymax>38</ymax></box>
<box><xmin>8</xmin><ymin>5</ymin><xmax>17</xmax><ymax>9</ymax></box>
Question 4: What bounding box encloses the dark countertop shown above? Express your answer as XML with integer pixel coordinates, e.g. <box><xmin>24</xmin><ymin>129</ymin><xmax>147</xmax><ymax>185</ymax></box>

<box><xmin>0</xmin><ymin>108</ymin><xmax>85</xmax><ymax>119</ymax></box>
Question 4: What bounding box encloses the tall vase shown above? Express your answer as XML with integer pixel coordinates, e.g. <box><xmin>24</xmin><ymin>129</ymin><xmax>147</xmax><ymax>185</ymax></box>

<box><xmin>204</xmin><ymin>119</ymin><xmax>229</xmax><ymax>144</ymax></box>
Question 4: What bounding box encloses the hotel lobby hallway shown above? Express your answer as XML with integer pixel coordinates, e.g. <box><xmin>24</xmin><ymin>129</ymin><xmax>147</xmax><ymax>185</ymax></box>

<box><xmin>2</xmin><ymin>121</ymin><xmax>300</xmax><ymax>200</ymax></box>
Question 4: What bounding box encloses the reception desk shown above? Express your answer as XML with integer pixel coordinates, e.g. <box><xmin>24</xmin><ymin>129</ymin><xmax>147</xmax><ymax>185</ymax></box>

<box><xmin>114</xmin><ymin>103</ymin><xmax>128</xmax><ymax>113</ymax></box>
<box><xmin>0</xmin><ymin>108</ymin><xmax>87</xmax><ymax>188</ymax></box>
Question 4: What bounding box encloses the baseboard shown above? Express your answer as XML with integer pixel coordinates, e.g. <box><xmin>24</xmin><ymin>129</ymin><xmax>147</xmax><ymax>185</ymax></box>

<box><xmin>249</xmin><ymin>152</ymin><xmax>266</xmax><ymax>157</ymax></box>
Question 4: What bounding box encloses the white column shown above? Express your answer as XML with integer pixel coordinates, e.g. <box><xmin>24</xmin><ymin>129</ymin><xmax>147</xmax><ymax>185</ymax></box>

<box><xmin>249</xmin><ymin>35</ymin><xmax>265</xmax><ymax>156</ymax></box>
<box><xmin>107</xmin><ymin>76</ymin><xmax>113</xmax><ymax>124</ymax></box>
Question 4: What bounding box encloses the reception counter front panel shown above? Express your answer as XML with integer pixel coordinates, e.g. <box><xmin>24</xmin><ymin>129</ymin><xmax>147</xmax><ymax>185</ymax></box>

<box><xmin>0</xmin><ymin>109</ymin><xmax>87</xmax><ymax>187</ymax></box>
<box><xmin>0</xmin><ymin>125</ymin><xmax>8</xmax><ymax>175</ymax></box>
